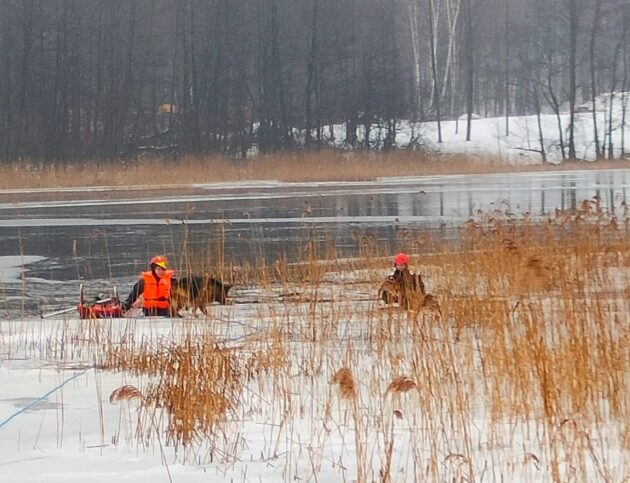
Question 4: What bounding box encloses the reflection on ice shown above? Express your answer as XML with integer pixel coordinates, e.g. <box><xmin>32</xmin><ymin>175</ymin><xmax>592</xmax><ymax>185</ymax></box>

<box><xmin>0</xmin><ymin>169</ymin><xmax>627</xmax><ymax>317</ymax></box>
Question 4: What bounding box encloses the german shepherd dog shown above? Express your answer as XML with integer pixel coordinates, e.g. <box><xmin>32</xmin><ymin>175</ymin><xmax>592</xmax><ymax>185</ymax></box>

<box><xmin>378</xmin><ymin>272</ymin><xmax>434</xmax><ymax>311</ymax></box>
<box><xmin>170</xmin><ymin>275</ymin><xmax>232</xmax><ymax>316</ymax></box>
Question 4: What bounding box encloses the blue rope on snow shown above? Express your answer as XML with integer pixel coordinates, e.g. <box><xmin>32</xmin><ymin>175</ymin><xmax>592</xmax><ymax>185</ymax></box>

<box><xmin>0</xmin><ymin>321</ymin><xmax>261</xmax><ymax>430</ymax></box>
<box><xmin>0</xmin><ymin>367</ymin><xmax>91</xmax><ymax>430</ymax></box>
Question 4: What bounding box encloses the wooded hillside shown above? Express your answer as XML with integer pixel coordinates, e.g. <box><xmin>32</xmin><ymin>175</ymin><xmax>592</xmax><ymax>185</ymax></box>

<box><xmin>0</xmin><ymin>0</ymin><xmax>627</xmax><ymax>160</ymax></box>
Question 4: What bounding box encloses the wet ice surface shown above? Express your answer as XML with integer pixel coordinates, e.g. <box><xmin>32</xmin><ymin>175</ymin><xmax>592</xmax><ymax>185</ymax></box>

<box><xmin>0</xmin><ymin>169</ymin><xmax>627</xmax><ymax>317</ymax></box>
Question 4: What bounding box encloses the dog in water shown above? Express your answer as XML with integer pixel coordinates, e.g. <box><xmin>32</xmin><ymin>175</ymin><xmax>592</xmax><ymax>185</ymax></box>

<box><xmin>169</xmin><ymin>275</ymin><xmax>232</xmax><ymax>316</ymax></box>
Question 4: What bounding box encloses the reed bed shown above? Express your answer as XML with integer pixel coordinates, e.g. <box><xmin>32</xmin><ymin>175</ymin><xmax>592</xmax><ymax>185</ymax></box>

<box><xmin>6</xmin><ymin>201</ymin><xmax>627</xmax><ymax>482</ymax></box>
<box><xmin>3</xmin><ymin>151</ymin><xmax>630</xmax><ymax>188</ymax></box>
<box><xmin>102</xmin><ymin>335</ymin><xmax>241</xmax><ymax>450</ymax></box>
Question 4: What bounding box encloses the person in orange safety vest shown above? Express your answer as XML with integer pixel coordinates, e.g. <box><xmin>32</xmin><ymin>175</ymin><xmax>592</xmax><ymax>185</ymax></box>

<box><xmin>122</xmin><ymin>255</ymin><xmax>177</xmax><ymax>316</ymax></box>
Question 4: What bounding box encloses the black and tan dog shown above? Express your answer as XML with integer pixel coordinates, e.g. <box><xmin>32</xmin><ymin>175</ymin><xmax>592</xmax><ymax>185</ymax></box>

<box><xmin>378</xmin><ymin>272</ymin><xmax>437</xmax><ymax>311</ymax></box>
<box><xmin>169</xmin><ymin>275</ymin><xmax>232</xmax><ymax>316</ymax></box>
<box><xmin>378</xmin><ymin>274</ymin><xmax>442</xmax><ymax>316</ymax></box>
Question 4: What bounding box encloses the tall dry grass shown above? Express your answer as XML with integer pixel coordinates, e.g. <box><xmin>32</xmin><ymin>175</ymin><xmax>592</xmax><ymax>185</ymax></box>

<box><xmin>102</xmin><ymin>335</ymin><xmax>241</xmax><ymax>450</ymax></box>
<box><xmin>27</xmin><ymin>200</ymin><xmax>627</xmax><ymax>481</ymax></box>
<box><xmin>3</xmin><ymin>151</ymin><xmax>630</xmax><ymax>188</ymax></box>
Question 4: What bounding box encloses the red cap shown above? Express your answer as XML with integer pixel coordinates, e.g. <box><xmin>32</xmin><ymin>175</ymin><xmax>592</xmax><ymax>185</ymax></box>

<box><xmin>393</xmin><ymin>252</ymin><xmax>409</xmax><ymax>266</ymax></box>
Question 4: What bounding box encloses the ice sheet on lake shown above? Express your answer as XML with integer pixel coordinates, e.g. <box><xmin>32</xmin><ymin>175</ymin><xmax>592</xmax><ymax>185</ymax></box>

<box><xmin>0</xmin><ymin>256</ymin><xmax>45</xmax><ymax>284</ymax></box>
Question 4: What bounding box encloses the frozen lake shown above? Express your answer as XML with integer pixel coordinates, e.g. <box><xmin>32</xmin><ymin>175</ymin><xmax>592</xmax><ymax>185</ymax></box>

<box><xmin>0</xmin><ymin>169</ymin><xmax>627</xmax><ymax>316</ymax></box>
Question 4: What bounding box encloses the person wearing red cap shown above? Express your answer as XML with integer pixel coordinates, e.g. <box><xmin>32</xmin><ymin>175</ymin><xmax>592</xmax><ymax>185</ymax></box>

<box><xmin>122</xmin><ymin>255</ymin><xmax>177</xmax><ymax>316</ymax></box>
<box><xmin>387</xmin><ymin>252</ymin><xmax>425</xmax><ymax>308</ymax></box>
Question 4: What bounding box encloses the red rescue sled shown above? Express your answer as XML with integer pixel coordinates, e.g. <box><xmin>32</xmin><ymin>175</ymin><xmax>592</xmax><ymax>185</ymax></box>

<box><xmin>77</xmin><ymin>284</ymin><xmax>125</xmax><ymax>319</ymax></box>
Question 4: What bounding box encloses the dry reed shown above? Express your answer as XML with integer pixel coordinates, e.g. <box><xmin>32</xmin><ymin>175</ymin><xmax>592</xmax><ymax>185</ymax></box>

<box><xmin>109</xmin><ymin>384</ymin><xmax>143</xmax><ymax>403</ymax></box>
<box><xmin>385</xmin><ymin>376</ymin><xmax>418</xmax><ymax>395</ymax></box>
<box><xmin>331</xmin><ymin>367</ymin><xmax>357</xmax><ymax>400</ymax></box>
<box><xmin>101</xmin><ymin>336</ymin><xmax>242</xmax><ymax>447</ymax></box>
<box><xmin>63</xmin><ymin>198</ymin><xmax>628</xmax><ymax>481</ymax></box>
<box><xmin>3</xmin><ymin>152</ymin><xmax>630</xmax><ymax>188</ymax></box>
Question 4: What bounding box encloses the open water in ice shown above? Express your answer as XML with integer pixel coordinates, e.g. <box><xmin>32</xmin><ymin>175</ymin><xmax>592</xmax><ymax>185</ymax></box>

<box><xmin>0</xmin><ymin>169</ymin><xmax>627</xmax><ymax>316</ymax></box>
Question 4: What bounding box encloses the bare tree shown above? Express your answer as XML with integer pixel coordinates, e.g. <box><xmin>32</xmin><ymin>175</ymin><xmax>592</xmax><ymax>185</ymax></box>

<box><xmin>532</xmin><ymin>78</ymin><xmax>548</xmax><ymax>163</ymax></box>
<box><xmin>441</xmin><ymin>0</ymin><xmax>462</xmax><ymax>119</ymax></box>
<box><xmin>589</xmin><ymin>0</ymin><xmax>603</xmax><ymax>159</ymax></box>
<box><xmin>0</xmin><ymin>0</ymin><xmax>627</xmax><ymax>161</ymax></box>
<box><xmin>621</xmin><ymin>8</ymin><xmax>629</xmax><ymax>158</ymax></box>
<box><xmin>566</xmin><ymin>0</ymin><xmax>580</xmax><ymax>159</ymax></box>
<box><xmin>504</xmin><ymin>0</ymin><xmax>510</xmax><ymax>136</ymax></box>
<box><xmin>428</xmin><ymin>0</ymin><xmax>442</xmax><ymax>142</ymax></box>
<box><xmin>0</xmin><ymin>0</ymin><xmax>12</xmax><ymax>157</ymax></box>
<box><xmin>305</xmin><ymin>0</ymin><xmax>320</xmax><ymax>147</ymax></box>
<box><xmin>407</xmin><ymin>0</ymin><xmax>423</xmax><ymax>115</ymax></box>
<box><xmin>463</xmin><ymin>0</ymin><xmax>474</xmax><ymax>141</ymax></box>
<box><xmin>606</xmin><ymin>0</ymin><xmax>628</xmax><ymax>159</ymax></box>
<box><xmin>15</xmin><ymin>0</ymin><xmax>37</xmax><ymax>156</ymax></box>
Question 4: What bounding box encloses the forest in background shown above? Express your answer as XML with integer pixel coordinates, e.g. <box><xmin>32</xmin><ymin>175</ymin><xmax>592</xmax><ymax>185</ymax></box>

<box><xmin>0</xmin><ymin>0</ymin><xmax>628</xmax><ymax>161</ymax></box>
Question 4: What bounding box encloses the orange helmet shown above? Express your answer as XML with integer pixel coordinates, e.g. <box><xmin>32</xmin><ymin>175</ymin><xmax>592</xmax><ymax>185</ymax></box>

<box><xmin>150</xmin><ymin>255</ymin><xmax>168</xmax><ymax>269</ymax></box>
<box><xmin>393</xmin><ymin>252</ymin><xmax>409</xmax><ymax>266</ymax></box>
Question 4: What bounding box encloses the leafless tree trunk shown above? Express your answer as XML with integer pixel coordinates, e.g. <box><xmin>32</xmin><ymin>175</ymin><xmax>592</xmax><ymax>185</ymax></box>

<box><xmin>532</xmin><ymin>79</ymin><xmax>547</xmax><ymax>163</ymax></box>
<box><xmin>0</xmin><ymin>0</ymin><xmax>12</xmax><ymax>158</ymax></box>
<box><xmin>92</xmin><ymin>1</ymin><xmax>104</xmax><ymax>154</ymax></box>
<box><xmin>504</xmin><ymin>0</ymin><xmax>510</xmax><ymax>136</ymax></box>
<box><xmin>15</xmin><ymin>0</ymin><xmax>36</xmax><ymax>155</ymax></box>
<box><xmin>428</xmin><ymin>0</ymin><xmax>442</xmax><ymax>142</ymax></box>
<box><xmin>607</xmin><ymin>2</ymin><xmax>628</xmax><ymax>159</ymax></box>
<box><xmin>341</xmin><ymin>0</ymin><xmax>359</xmax><ymax>148</ymax></box>
<box><xmin>256</xmin><ymin>0</ymin><xmax>290</xmax><ymax>151</ymax></box>
<box><xmin>407</xmin><ymin>0</ymin><xmax>422</xmax><ymax>115</ymax></box>
<box><xmin>589</xmin><ymin>0</ymin><xmax>602</xmax><ymax>159</ymax></box>
<box><xmin>362</xmin><ymin>52</ymin><xmax>375</xmax><ymax>150</ymax></box>
<box><xmin>463</xmin><ymin>0</ymin><xmax>473</xmax><ymax>141</ymax></box>
<box><xmin>567</xmin><ymin>0</ymin><xmax>579</xmax><ymax>159</ymax></box>
<box><xmin>621</xmin><ymin>35</ymin><xmax>629</xmax><ymax>158</ymax></box>
<box><xmin>305</xmin><ymin>0</ymin><xmax>320</xmax><ymax>147</ymax></box>
<box><xmin>440</xmin><ymin>0</ymin><xmax>461</xmax><ymax>107</ymax></box>
<box><xmin>540</xmin><ymin>32</ymin><xmax>567</xmax><ymax>162</ymax></box>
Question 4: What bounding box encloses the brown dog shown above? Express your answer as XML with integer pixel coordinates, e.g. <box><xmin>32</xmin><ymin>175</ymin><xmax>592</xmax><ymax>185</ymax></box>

<box><xmin>378</xmin><ymin>280</ymin><xmax>402</xmax><ymax>305</ymax></box>
<box><xmin>169</xmin><ymin>275</ymin><xmax>232</xmax><ymax>316</ymax></box>
<box><xmin>379</xmin><ymin>272</ymin><xmax>433</xmax><ymax>311</ymax></box>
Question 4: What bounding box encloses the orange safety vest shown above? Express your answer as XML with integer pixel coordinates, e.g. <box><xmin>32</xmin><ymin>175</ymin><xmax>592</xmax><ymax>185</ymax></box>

<box><xmin>141</xmin><ymin>270</ymin><xmax>174</xmax><ymax>310</ymax></box>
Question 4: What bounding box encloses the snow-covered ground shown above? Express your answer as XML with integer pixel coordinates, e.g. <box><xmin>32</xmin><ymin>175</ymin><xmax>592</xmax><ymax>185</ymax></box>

<box><xmin>0</xmin><ymin>268</ymin><xmax>627</xmax><ymax>482</ymax></box>
<box><xmin>322</xmin><ymin>91</ymin><xmax>630</xmax><ymax>164</ymax></box>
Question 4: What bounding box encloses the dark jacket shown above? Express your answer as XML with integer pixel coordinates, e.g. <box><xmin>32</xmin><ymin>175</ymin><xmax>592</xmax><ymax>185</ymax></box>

<box><xmin>122</xmin><ymin>271</ymin><xmax>178</xmax><ymax>317</ymax></box>
<box><xmin>389</xmin><ymin>267</ymin><xmax>425</xmax><ymax>297</ymax></box>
